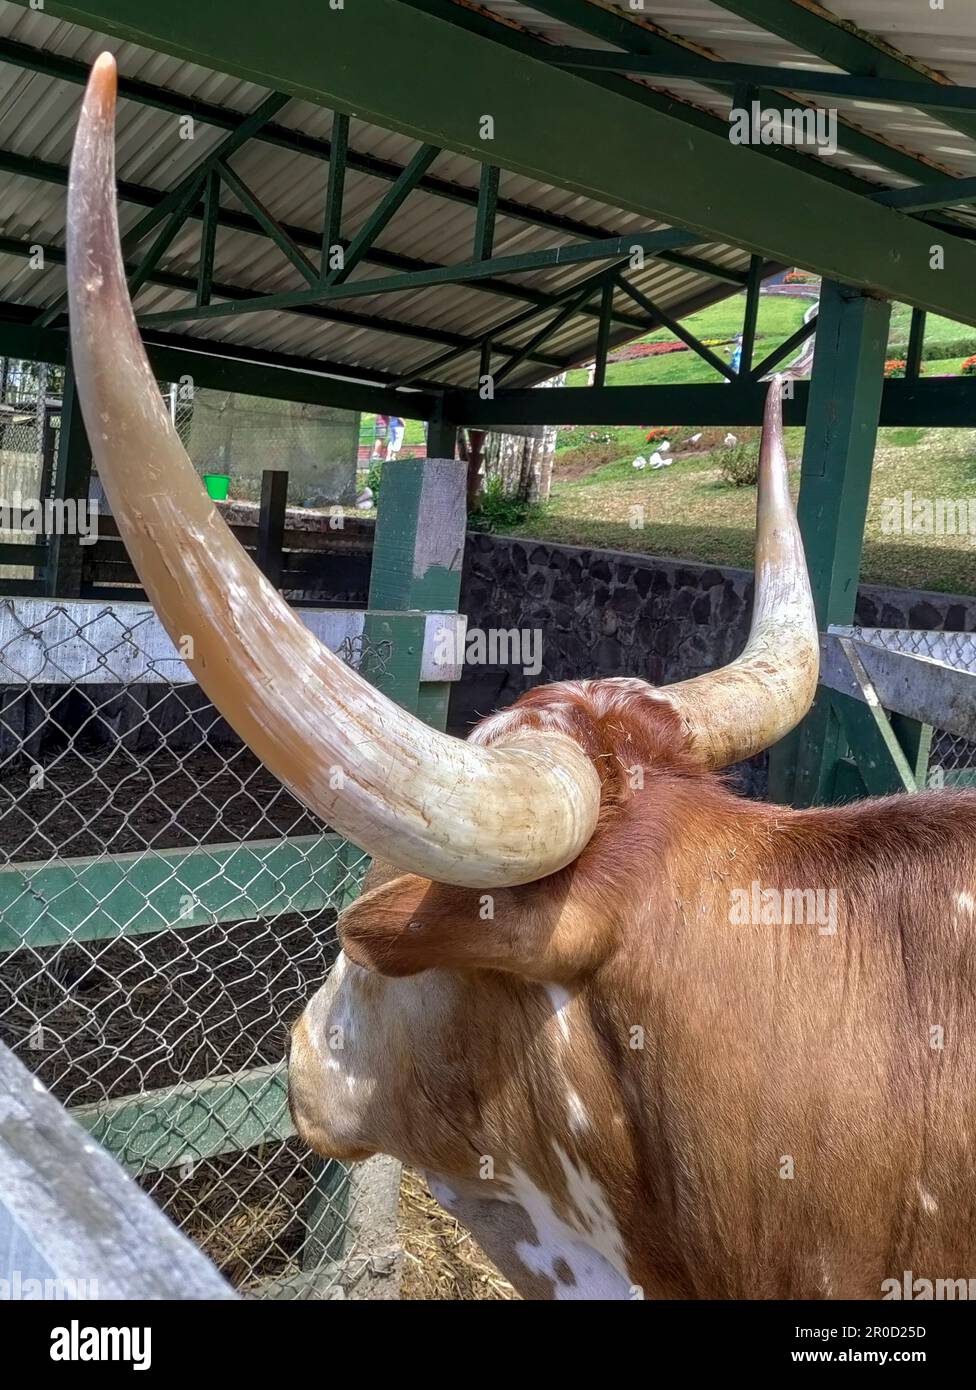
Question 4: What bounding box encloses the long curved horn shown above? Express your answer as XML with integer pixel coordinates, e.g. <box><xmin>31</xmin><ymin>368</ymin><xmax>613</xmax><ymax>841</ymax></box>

<box><xmin>662</xmin><ymin>378</ymin><xmax>819</xmax><ymax>768</ymax></box>
<box><xmin>66</xmin><ymin>53</ymin><xmax>600</xmax><ymax>889</ymax></box>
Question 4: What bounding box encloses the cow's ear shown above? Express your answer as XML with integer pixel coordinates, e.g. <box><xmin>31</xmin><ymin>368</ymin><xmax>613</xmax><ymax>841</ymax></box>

<box><xmin>338</xmin><ymin>872</ymin><xmax>611</xmax><ymax>983</ymax></box>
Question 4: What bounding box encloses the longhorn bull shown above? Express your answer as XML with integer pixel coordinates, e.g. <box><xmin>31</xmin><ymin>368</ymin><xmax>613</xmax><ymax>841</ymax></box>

<box><xmin>67</xmin><ymin>55</ymin><xmax>976</xmax><ymax>1300</ymax></box>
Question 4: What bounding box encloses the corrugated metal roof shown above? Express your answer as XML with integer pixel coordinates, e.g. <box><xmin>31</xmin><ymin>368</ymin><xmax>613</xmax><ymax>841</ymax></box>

<box><xmin>0</xmin><ymin>0</ymin><xmax>974</xmax><ymax>392</ymax></box>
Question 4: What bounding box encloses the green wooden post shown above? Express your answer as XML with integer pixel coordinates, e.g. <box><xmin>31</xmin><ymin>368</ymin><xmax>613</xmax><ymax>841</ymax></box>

<box><xmin>45</xmin><ymin>362</ymin><xmax>92</xmax><ymax>598</ymax></box>
<box><xmin>767</xmin><ymin>280</ymin><xmax>890</xmax><ymax>807</ymax></box>
<box><xmin>905</xmin><ymin>308</ymin><xmax>926</xmax><ymax>381</ymax></box>
<box><xmin>739</xmin><ymin>254</ymin><xmax>762</xmax><ymax>375</ymax></box>
<box><xmin>425</xmin><ymin>406</ymin><xmax>459</xmax><ymax>462</ymax></box>
<box><xmin>367</xmin><ymin>454</ymin><xmax>467</xmax><ymax>730</ymax></box>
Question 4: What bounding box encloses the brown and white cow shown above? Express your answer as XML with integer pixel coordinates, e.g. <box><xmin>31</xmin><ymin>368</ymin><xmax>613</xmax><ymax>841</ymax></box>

<box><xmin>68</xmin><ymin>55</ymin><xmax>976</xmax><ymax>1299</ymax></box>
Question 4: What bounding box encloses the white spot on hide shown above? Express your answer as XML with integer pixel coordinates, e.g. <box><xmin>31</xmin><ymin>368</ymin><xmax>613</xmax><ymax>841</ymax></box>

<box><xmin>544</xmin><ymin>983</ymin><xmax>572</xmax><ymax>1041</ymax></box>
<box><xmin>501</xmin><ymin>1148</ymin><xmax>632</xmax><ymax>1300</ymax></box>
<box><xmin>917</xmin><ymin>1184</ymin><xmax>938</xmax><ymax>1215</ymax></box>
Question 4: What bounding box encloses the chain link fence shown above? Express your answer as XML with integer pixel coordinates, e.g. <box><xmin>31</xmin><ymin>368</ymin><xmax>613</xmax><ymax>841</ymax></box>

<box><xmin>0</xmin><ymin>596</ymin><xmax>393</xmax><ymax>1298</ymax></box>
<box><xmin>847</xmin><ymin>624</ymin><xmax>976</xmax><ymax>789</ymax></box>
<box><xmin>0</xmin><ymin>361</ymin><xmax>60</xmax><ymax>585</ymax></box>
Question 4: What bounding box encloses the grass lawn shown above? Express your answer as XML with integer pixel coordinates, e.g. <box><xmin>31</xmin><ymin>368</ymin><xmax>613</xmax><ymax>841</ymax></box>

<box><xmin>358</xmin><ymin>287</ymin><xmax>976</xmax><ymax>596</ymax></box>
<box><xmin>504</xmin><ymin>425</ymin><xmax>976</xmax><ymax>596</ymax></box>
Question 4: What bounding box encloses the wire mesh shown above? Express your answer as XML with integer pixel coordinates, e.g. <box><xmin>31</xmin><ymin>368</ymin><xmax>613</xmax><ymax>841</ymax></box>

<box><xmin>0</xmin><ymin>597</ymin><xmax>384</xmax><ymax>1298</ymax></box>
<box><xmin>847</xmin><ymin>625</ymin><xmax>976</xmax><ymax>789</ymax></box>
<box><xmin>169</xmin><ymin>385</ymin><xmax>358</xmax><ymax>508</ymax></box>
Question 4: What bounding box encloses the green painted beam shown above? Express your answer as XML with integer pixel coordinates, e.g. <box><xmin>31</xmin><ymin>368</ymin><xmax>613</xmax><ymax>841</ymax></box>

<box><xmin>320</xmin><ymin>111</ymin><xmax>348</xmax><ymax>276</ymax></box>
<box><xmin>134</xmin><ymin>231</ymin><xmax>700</xmax><ymax>327</ymax></box>
<box><xmin>73</xmin><ymin>1060</ymin><xmax>294</xmax><ymax>1173</ymax></box>
<box><xmin>749</xmin><ymin>313</ymin><xmax>817</xmax><ymax>380</ymax></box>
<box><xmin>0</xmin><ymin>834</ymin><xmax>368</xmax><ymax>952</ymax></box>
<box><xmin>443</xmin><ymin>373</ymin><xmax>976</xmax><ymax>428</ymax></box>
<box><xmin>0</xmin><ymin>304</ymin><xmax>439</xmax><ymax>414</ymax></box>
<box><xmin>593</xmin><ymin>278</ymin><xmax>615</xmax><ymax>389</ymax></box>
<box><xmin>196</xmin><ymin>168</ymin><xmax>220</xmax><ymax>307</ymax></box>
<box><xmin>0</xmin><ymin>148</ymin><xmax>609</xmax><ymax>357</ymax></box>
<box><xmin>713</xmin><ymin>0</ymin><xmax>976</xmax><ymax>150</ymax></box>
<box><xmin>552</xmin><ymin>49</ymin><xmax>976</xmax><ymax>116</ymax></box>
<box><xmin>874</xmin><ymin>174</ymin><xmax>976</xmax><ymax>214</ymax></box>
<box><xmin>906</xmin><ymin>309</ymin><xmax>927</xmax><ymax>381</ymax></box>
<box><xmin>768</xmin><ymin>282</ymin><xmax>891</xmax><ymax>808</ymax></box>
<box><xmin>518</xmin><ymin>0</ymin><xmax>972</xmax><ymax>207</ymax></box>
<box><xmin>618</xmin><ymin>276</ymin><xmax>735</xmax><ymax>382</ymax></box>
<box><xmin>474</xmin><ymin>162</ymin><xmax>499</xmax><ymax>261</ymax></box>
<box><xmin>35</xmin><ymin>0</ymin><xmax>976</xmax><ymax>324</ymax></box>
<box><xmin>327</xmin><ymin>142</ymin><xmax>440</xmax><ymax>286</ymax></box>
<box><xmin>739</xmin><ymin>256</ymin><xmax>762</xmax><ymax>376</ymax></box>
<box><xmin>492</xmin><ymin>271</ymin><xmax>611</xmax><ymax>389</ymax></box>
<box><xmin>216</xmin><ymin>159</ymin><xmax>319</xmax><ymax>285</ymax></box>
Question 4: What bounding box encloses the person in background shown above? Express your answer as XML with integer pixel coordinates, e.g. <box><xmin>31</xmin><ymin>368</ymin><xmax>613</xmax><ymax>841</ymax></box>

<box><xmin>371</xmin><ymin>414</ymin><xmax>389</xmax><ymax>460</ymax></box>
<box><xmin>386</xmin><ymin>415</ymin><xmax>405</xmax><ymax>460</ymax></box>
<box><xmin>728</xmin><ymin>333</ymin><xmax>743</xmax><ymax>377</ymax></box>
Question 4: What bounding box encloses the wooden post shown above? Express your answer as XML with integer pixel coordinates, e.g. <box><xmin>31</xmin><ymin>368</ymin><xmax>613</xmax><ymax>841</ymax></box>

<box><xmin>256</xmin><ymin>468</ymin><xmax>288</xmax><ymax>590</ymax></box>
<box><xmin>426</xmin><ymin>404</ymin><xmax>459</xmax><ymax>461</ymax></box>
<box><xmin>767</xmin><ymin>281</ymin><xmax>890</xmax><ymax>806</ymax></box>
<box><xmin>367</xmin><ymin>455</ymin><xmax>467</xmax><ymax>729</ymax></box>
<box><xmin>45</xmin><ymin>362</ymin><xmax>92</xmax><ymax>598</ymax></box>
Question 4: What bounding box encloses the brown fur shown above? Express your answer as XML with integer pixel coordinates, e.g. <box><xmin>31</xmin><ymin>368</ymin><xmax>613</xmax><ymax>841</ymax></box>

<box><xmin>292</xmin><ymin>679</ymin><xmax>976</xmax><ymax>1298</ymax></box>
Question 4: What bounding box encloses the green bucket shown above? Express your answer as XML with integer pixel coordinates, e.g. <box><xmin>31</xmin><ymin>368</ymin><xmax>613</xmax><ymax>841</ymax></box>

<box><xmin>203</xmin><ymin>473</ymin><xmax>230</xmax><ymax>501</ymax></box>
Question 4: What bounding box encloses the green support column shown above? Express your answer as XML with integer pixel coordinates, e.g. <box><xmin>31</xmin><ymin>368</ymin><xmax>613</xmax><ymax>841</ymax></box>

<box><xmin>767</xmin><ymin>280</ymin><xmax>890</xmax><ymax>807</ymax></box>
<box><xmin>45</xmin><ymin>362</ymin><xmax>93</xmax><ymax>598</ymax></box>
<box><xmin>366</xmin><ymin>454</ymin><xmax>467</xmax><ymax>730</ymax></box>
<box><xmin>425</xmin><ymin>406</ymin><xmax>459</xmax><ymax>461</ymax></box>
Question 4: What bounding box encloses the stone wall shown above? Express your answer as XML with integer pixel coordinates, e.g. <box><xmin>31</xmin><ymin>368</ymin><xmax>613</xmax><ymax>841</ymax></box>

<box><xmin>451</xmin><ymin>533</ymin><xmax>976</xmax><ymax>790</ymax></box>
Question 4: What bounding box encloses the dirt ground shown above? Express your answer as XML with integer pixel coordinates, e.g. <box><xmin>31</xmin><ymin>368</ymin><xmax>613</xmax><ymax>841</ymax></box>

<box><xmin>398</xmin><ymin>1167</ymin><xmax>516</xmax><ymax>1300</ymax></box>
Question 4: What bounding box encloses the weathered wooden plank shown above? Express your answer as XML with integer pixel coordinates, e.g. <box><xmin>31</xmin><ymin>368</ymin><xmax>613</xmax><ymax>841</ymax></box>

<box><xmin>0</xmin><ymin>834</ymin><xmax>368</xmax><ymax>952</ymax></box>
<box><xmin>72</xmin><ymin>1060</ymin><xmax>294</xmax><ymax>1174</ymax></box>
<box><xmin>819</xmin><ymin>634</ymin><xmax>976</xmax><ymax>745</ymax></box>
<box><xmin>0</xmin><ymin>596</ymin><xmax>459</xmax><ymax>686</ymax></box>
<box><xmin>0</xmin><ymin>1041</ymin><xmax>236</xmax><ymax>1296</ymax></box>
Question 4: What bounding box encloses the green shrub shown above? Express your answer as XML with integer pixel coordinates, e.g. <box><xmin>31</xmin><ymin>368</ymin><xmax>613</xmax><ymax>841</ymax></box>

<box><xmin>888</xmin><ymin>336</ymin><xmax>976</xmax><ymax>362</ymax></box>
<box><xmin>718</xmin><ymin>441</ymin><xmax>759</xmax><ymax>488</ymax></box>
<box><xmin>468</xmin><ymin>475</ymin><xmax>534</xmax><ymax>532</ymax></box>
<box><xmin>364</xmin><ymin>461</ymin><xmax>383</xmax><ymax>502</ymax></box>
